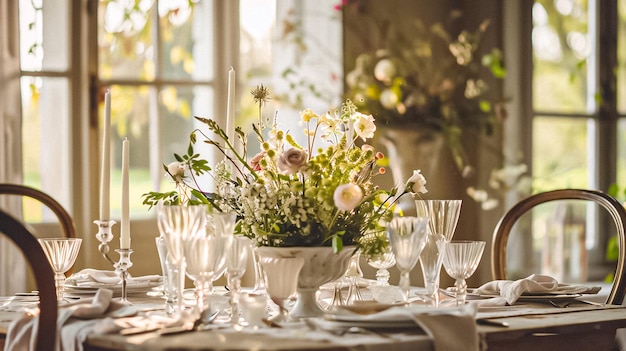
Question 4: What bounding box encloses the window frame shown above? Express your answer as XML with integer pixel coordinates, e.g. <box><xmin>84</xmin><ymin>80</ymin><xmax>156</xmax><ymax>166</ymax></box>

<box><xmin>504</xmin><ymin>0</ymin><xmax>622</xmax><ymax>280</ymax></box>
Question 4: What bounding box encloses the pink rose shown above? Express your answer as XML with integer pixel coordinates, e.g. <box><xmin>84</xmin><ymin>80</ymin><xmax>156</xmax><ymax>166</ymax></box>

<box><xmin>277</xmin><ymin>148</ymin><xmax>308</xmax><ymax>175</ymax></box>
<box><xmin>250</xmin><ymin>151</ymin><xmax>265</xmax><ymax>171</ymax></box>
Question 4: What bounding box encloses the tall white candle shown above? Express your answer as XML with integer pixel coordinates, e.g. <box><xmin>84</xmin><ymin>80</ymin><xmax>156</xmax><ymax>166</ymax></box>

<box><xmin>226</xmin><ymin>67</ymin><xmax>236</xmax><ymax>159</ymax></box>
<box><xmin>120</xmin><ymin>138</ymin><xmax>131</xmax><ymax>249</ymax></box>
<box><xmin>99</xmin><ymin>90</ymin><xmax>111</xmax><ymax>221</ymax></box>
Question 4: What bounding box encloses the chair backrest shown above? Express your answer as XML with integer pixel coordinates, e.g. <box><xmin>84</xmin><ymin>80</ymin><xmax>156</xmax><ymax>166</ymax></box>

<box><xmin>0</xmin><ymin>209</ymin><xmax>57</xmax><ymax>351</ymax></box>
<box><xmin>0</xmin><ymin>183</ymin><xmax>76</xmax><ymax>239</ymax></box>
<box><xmin>491</xmin><ymin>189</ymin><xmax>626</xmax><ymax>305</ymax></box>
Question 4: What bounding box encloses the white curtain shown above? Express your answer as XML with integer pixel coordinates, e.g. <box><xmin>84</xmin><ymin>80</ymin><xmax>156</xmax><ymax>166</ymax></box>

<box><xmin>0</xmin><ymin>0</ymin><xmax>27</xmax><ymax>295</ymax></box>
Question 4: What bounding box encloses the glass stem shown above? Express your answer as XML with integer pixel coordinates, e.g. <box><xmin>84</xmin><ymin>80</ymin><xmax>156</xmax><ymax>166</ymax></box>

<box><xmin>399</xmin><ymin>271</ymin><xmax>411</xmax><ymax>302</ymax></box>
<box><xmin>455</xmin><ymin>278</ymin><xmax>467</xmax><ymax>306</ymax></box>
<box><xmin>54</xmin><ymin>272</ymin><xmax>65</xmax><ymax>302</ymax></box>
<box><xmin>376</xmin><ymin>268</ymin><xmax>390</xmax><ymax>285</ymax></box>
<box><xmin>227</xmin><ymin>275</ymin><xmax>242</xmax><ymax>325</ymax></box>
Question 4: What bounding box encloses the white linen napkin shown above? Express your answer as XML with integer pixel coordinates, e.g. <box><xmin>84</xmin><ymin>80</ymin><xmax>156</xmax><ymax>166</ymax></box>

<box><xmin>66</xmin><ymin>269</ymin><xmax>161</xmax><ymax>287</ymax></box>
<box><xmin>474</xmin><ymin>274</ymin><xmax>601</xmax><ymax>305</ymax></box>
<box><xmin>4</xmin><ymin>288</ymin><xmax>127</xmax><ymax>351</ymax></box>
<box><xmin>326</xmin><ymin>304</ymin><xmax>479</xmax><ymax>351</ymax></box>
<box><xmin>410</xmin><ymin>309</ymin><xmax>479</xmax><ymax>351</ymax></box>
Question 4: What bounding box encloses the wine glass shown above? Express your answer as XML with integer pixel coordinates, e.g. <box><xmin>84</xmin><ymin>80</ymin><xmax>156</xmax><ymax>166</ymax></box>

<box><xmin>226</xmin><ymin>235</ymin><xmax>252</xmax><ymax>326</ymax></box>
<box><xmin>386</xmin><ymin>216</ymin><xmax>429</xmax><ymax>302</ymax></box>
<box><xmin>440</xmin><ymin>240</ymin><xmax>486</xmax><ymax>306</ymax></box>
<box><xmin>415</xmin><ymin>199</ymin><xmax>462</xmax><ymax>306</ymax></box>
<box><xmin>184</xmin><ymin>212</ymin><xmax>234</xmax><ymax>319</ymax></box>
<box><xmin>38</xmin><ymin>238</ymin><xmax>82</xmax><ymax>302</ymax></box>
<box><xmin>259</xmin><ymin>256</ymin><xmax>305</xmax><ymax>323</ymax></box>
<box><xmin>157</xmin><ymin>203</ymin><xmax>208</xmax><ymax>317</ymax></box>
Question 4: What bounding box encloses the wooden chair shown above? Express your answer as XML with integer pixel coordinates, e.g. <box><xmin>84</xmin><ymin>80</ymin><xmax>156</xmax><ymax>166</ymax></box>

<box><xmin>0</xmin><ymin>183</ymin><xmax>76</xmax><ymax>239</ymax></box>
<box><xmin>0</xmin><ymin>209</ymin><xmax>57</xmax><ymax>351</ymax></box>
<box><xmin>491</xmin><ymin>189</ymin><xmax>626</xmax><ymax>305</ymax></box>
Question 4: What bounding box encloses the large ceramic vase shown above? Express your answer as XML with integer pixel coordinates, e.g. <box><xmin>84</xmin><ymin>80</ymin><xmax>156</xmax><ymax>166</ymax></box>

<box><xmin>256</xmin><ymin>246</ymin><xmax>356</xmax><ymax>318</ymax></box>
<box><xmin>378</xmin><ymin>126</ymin><xmax>464</xmax><ymax>214</ymax></box>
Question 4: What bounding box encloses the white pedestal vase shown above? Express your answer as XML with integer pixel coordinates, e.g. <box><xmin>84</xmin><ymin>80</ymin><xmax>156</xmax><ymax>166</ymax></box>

<box><xmin>256</xmin><ymin>246</ymin><xmax>356</xmax><ymax>318</ymax></box>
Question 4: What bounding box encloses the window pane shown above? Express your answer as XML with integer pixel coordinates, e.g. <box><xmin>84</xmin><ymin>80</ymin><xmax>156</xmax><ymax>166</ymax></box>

<box><xmin>21</xmin><ymin>76</ymin><xmax>71</xmax><ymax>221</ymax></box>
<box><xmin>532</xmin><ymin>0</ymin><xmax>591</xmax><ymax>113</ymax></box>
<box><xmin>506</xmin><ymin>200</ymin><xmax>614</xmax><ymax>282</ymax></box>
<box><xmin>106</xmin><ymin>85</ymin><xmax>214</xmax><ymax>218</ymax></box>
<box><xmin>19</xmin><ymin>0</ymin><xmax>70</xmax><ymax>72</ymax></box>
<box><xmin>532</xmin><ymin>117</ymin><xmax>589</xmax><ymax>191</ymax></box>
<box><xmin>159</xmin><ymin>0</ymin><xmax>213</xmax><ymax>81</ymax></box>
<box><xmin>99</xmin><ymin>0</ymin><xmax>155</xmax><ymax>81</ymax></box>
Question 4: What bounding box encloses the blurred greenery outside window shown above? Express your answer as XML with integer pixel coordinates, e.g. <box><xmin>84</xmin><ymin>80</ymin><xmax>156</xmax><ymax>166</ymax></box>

<box><xmin>523</xmin><ymin>0</ymin><xmax>626</xmax><ymax>281</ymax></box>
<box><xmin>18</xmin><ymin>0</ymin><xmax>340</xmax><ymax>225</ymax></box>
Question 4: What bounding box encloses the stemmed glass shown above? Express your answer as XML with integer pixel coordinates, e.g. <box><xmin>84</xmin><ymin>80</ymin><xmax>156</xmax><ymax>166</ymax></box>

<box><xmin>184</xmin><ymin>212</ymin><xmax>234</xmax><ymax>319</ymax></box>
<box><xmin>415</xmin><ymin>199</ymin><xmax>462</xmax><ymax>306</ymax></box>
<box><xmin>38</xmin><ymin>238</ymin><xmax>82</xmax><ymax>302</ymax></box>
<box><xmin>366</xmin><ymin>248</ymin><xmax>396</xmax><ymax>286</ymax></box>
<box><xmin>226</xmin><ymin>235</ymin><xmax>252</xmax><ymax>326</ymax></box>
<box><xmin>157</xmin><ymin>203</ymin><xmax>208</xmax><ymax>318</ymax></box>
<box><xmin>386</xmin><ymin>216</ymin><xmax>429</xmax><ymax>302</ymax></box>
<box><xmin>259</xmin><ymin>256</ymin><xmax>305</xmax><ymax>323</ymax></box>
<box><xmin>440</xmin><ymin>240</ymin><xmax>486</xmax><ymax>306</ymax></box>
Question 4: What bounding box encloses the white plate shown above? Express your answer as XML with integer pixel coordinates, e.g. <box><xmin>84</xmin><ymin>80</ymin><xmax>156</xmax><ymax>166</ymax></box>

<box><xmin>323</xmin><ymin>304</ymin><xmax>463</xmax><ymax>329</ymax></box>
<box><xmin>334</xmin><ymin>301</ymin><xmax>407</xmax><ymax>315</ymax></box>
<box><xmin>321</xmin><ymin>317</ymin><xmax>417</xmax><ymax>329</ymax></box>
<box><xmin>517</xmin><ymin>293</ymin><xmax>582</xmax><ymax>302</ymax></box>
<box><xmin>64</xmin><ymin>281</ymin><xmax>162</xmax><ymax>295</ymax></box>
<box><xmin>477</xmin><ymin>293</ymin><xmax>583</xmax><ymax>301</ymax></box>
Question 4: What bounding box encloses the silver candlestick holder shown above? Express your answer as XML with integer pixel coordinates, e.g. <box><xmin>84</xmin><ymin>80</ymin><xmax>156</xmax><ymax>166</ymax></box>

<box><xmin>114</xmin><ymin>248</ymin><xmax>134</xmax><ymax>304</ymax></box>
<box><xmin>94</xmin><ymin>219</ymin><xmax>133</xmax><ymax>304</ymax></box>
<box><xmin>94</xmin><ymin>220</ymin><xmax>116</xmax><ymax>264</ymax></box>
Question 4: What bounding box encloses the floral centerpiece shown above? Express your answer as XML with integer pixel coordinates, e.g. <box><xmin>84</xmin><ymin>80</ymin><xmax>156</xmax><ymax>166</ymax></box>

<box><xmin>342</xmin><ymin>4</ymin><xmax>507</xmax><ymax>172</ymax></box>
<box><xmin>143</xmin><ymin>87</ymin><xmax>427</xmax><ymax>255</ymax></box>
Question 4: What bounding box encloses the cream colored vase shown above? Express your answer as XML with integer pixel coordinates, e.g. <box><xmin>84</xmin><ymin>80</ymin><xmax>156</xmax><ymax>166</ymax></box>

<box><xmin>256</xmin><ymin>246</ymin><xmax>356</xmax><ymax>318</ymax></box>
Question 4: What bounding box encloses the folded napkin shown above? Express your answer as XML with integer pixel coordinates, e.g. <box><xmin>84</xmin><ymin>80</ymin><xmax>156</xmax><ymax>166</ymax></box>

<box><xmin>474</xmin><ymin>274</ymin><xmax>601</xmax><ymax>305</ymax></box>
<box><xmin>328</xmin><ymin>304</ymin><xmax>479</xmax><ymax>351</ymax></box>
<box><xmin>66</xmin><ymin>269</ymin><xmax>162</xmax><ymax>287</ymax></box>
<box><xmin>4</xmin><ymin>289</ymin><xmax>126</xmax><ymax>351</ymax></box>
<box><xmin>404</xmin><ymin>304</ymin><xmax>479</xmax><ymax>351</ymax></box>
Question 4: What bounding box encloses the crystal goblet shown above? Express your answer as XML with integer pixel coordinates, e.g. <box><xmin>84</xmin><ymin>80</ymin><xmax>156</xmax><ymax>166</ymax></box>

<box><xmin>440</xmin><ymin>240</ymin><xmax>486</xmax><ymax>306</ymax></box>
<box><xmin>157</xmin><ymin>203</ymin><xmax>208</xmax><ymax>317</ymax></box>
<box><xmin>259</xmin><ymin>256</ymin><xmax>305</xmax><ymax>323</ymax></box>
<box><xmin>415</xmin><ymin>199</ymin><xmax>462</xmax><ymax>306</ymax></box>
<box><xmin>386</xmin><ymin>216</ymin><xmax>429</xmax><ymax>302</ymax></box>
<box><xmin>38</xmin><ymin>238</ymin><xmax>82</xmax><ymax>302</ymax></box>
<box><xmin>184</xmin><ymin>212</ymin><xmax>234</xmax><ymax>319</ymax></box>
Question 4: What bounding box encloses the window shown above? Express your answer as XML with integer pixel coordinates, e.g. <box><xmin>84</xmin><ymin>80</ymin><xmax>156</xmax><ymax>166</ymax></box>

<box><xmin>505</xmin><ymin>0</ymin><xmax>624</xmax><ymax>281</ymax></box>
<box><xmin>7</xmin><ymin>0</ymin><xmax>340</xmax><ymax>282</ymax></box>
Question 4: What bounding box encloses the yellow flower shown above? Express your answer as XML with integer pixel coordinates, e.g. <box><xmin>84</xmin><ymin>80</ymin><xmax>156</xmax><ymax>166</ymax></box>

<box><xmin>300</xmin><ymin>108</ymin><xmax>319</xmax><ymax>123</ymax></box>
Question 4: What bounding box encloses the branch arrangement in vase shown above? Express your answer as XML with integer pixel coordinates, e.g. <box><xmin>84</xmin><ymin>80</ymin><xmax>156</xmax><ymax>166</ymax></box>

<box><xmin>143</xmin><ymin>87</ymin><xmax>427</xmax><ymax>255</ymax></box>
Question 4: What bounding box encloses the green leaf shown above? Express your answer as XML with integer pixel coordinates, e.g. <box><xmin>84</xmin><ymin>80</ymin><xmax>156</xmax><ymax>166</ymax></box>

<box><xmin>187</xmin><ymin>143</ymin><xmax>194</xmax><ymax>156</ymax></box>
<box><xmin>332</xmin><ymin>235</ymin><xmax>343</xmax><ymax>253</ymax></box>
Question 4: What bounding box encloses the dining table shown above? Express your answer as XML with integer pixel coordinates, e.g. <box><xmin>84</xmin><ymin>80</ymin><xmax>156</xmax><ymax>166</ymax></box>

<box><xmin>2</xmin><ymin>283</ymin><xmax>626</xmax><ymax>351</ymax></box>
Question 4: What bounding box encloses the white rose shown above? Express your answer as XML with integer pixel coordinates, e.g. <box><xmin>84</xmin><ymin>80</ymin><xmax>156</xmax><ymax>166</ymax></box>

<box><xmin>333</xmin><ymin>183</ymin><xmax>364</xmax><ymax>212</ymax></box>
<box><xmin>166</xmin><ymin>162</ymin><xmax>185</xmax><ymax>183</ymax></box>
<box><xmin>277</xmin><ymin>148</ymin><xmax>308</xmax><ymax>175</ymax></box>
<box><xmin>406</xmin><ymin>169</ymin><xmax>428</xmax><ymax>194</ymax></box>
